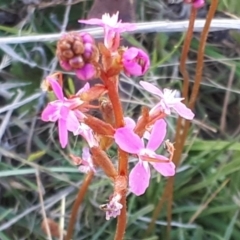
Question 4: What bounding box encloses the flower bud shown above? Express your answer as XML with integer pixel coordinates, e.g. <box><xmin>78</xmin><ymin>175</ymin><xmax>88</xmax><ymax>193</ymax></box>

<box><xmin>56</xmin><ymin>32</ymin><xmax>100</xmax><ymax>81</ymax></box>
<box><xmin>122</xmin><ymin>47</ymin><xmax>150</xmax><ymax>76</ymax></box>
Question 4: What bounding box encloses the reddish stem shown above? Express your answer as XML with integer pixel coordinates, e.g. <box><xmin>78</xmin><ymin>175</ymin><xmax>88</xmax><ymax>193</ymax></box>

<box><xmin>65</xmin><ymin>171</ymin><xmax>94</xmax><ymax>240</ymax></box>
<box><xmin>101</xmin><ymin>74</ymin><xmax>128</xmax><ymax>240</ymax></box>
<box><xmin>180</xmin><ymin>6</ymin><xmax>197</xmax><ymax>102</ymax></box>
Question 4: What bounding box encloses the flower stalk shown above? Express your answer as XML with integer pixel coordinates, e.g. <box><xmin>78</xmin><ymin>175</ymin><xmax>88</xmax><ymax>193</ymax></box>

<box><xmin>41</xmin><ymin>10</ymin><xmax>198</xmax><ymax>240</ymax></box>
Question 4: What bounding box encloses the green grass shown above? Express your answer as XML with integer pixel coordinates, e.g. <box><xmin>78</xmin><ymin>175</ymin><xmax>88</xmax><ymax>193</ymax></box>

<box><xmin>0</xmin><ymin>0</ymin><xmax>240</xmax><ymax>239</ymax></box>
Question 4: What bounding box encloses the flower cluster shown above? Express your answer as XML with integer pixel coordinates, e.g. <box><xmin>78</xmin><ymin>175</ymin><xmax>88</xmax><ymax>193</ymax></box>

<box><xmin>41</xmin><ymin>12</ymin><xmax>195</xmax><ymax>221</ymax></box>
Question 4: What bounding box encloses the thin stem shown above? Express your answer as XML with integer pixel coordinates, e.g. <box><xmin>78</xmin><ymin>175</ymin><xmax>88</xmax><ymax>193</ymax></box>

<box><xmin>65</xmin><ymin>171</ymin><xmax>94</xmax><ymax>240</ymax></box>
<box><xmin>180</xmin><ymin>7</ymin><xmax>197</xmax><ymax>102</ymax></box>
<box><xmin>114</xmin><ymin>197</ymin><xmax>127</xmax><ymax>240</ymax></box>
<box><xmin>105</xmin><ymin>76</ymin><xmax>125</xmax><ymax>127</ymax></box>
<box><xmin>101</xmin><ymin>74</ymin><xmax>128</xmax><ymax>240</ymax></box>
<box><xmin>189</xmin><ymin>0</ymin><xmax>219</xmax><ymax>109</ymax></box>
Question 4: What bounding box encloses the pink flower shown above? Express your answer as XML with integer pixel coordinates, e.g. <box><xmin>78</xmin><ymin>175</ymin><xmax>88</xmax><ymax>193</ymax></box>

<box><xmin>79</xmin><ymin>12</ymin><xmax>136</xmax><ymax>51</ymax></box>
<box><xmin>184</xmin><ymin>0</ymin><xmax>205</xmax><ymax>8</ymax></box>
<box><xmin>104</xmin><ymin>194</ymin><xmax>123</xmax><ymax>220</ymax></box>
<box><xmin>114</xmin><ymin>119</ymin><xmax>175</xmax><ymax>196</ymax></box>
<box><xmin>140</xmin><ymin>81</ymin><xmax>194</xmax><ymax>120</ymax></box>
<box><xmin>75</xmin><ymin>123</ymin><xmax>99</xmax><ymax>148</ymax></box>
<box><xmin>122</xmin><ymin>47</ymin><xmax>150</xmax><ymax>76</ymax></box>
<box><xmin>41</xmin><ymin>77</ymin><xmax>85</xmax><ymax>148</ymax></box>
<box><xmin>78</xmin><ymin>147</ymin><xmax>96</xmax><ymax>173</ymax></box>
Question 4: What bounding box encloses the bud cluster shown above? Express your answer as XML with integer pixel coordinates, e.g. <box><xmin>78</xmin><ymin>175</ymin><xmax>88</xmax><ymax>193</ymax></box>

<box><xmin>56</xmin><ymin>32</ymin><xmax>99</xmax><ymax>80</ymax></box>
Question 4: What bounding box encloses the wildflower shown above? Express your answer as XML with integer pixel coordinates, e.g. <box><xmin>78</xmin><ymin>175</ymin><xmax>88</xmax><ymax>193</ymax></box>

<box><xmin>78</xmin><ymin>147</ymin><xmax>96</xmax><ymax>173</ymax></box>
<box><xmin>101</xmin><ymin>194</ymin><xmax>123</xmax><ymax>220</ymax></box>
<box><xmin>140</xmin><ymin>81</ymin><xmax>194</xmax><ymax>120</ymax></box>
<box><xmin>122</xmin><ymin>47</ymin><xmax>150</xmax><ymax>76</ymax></box>
<box><xmin>56</xmin><ymin>32</ymin><xmax>99</xmax><ymax>81</ymax></box>
<box><xmin>79</xmin><ymin>11</ymin><xmax>136</xmax><ymax>51</ymax></box>
<box><xmin>41</xmin><ymin>77</ymin><xmax>85</xmax><ymax>148</ymax></box>
<box><xmin>114</xmin><ymin>119</ymin><xmax>175</xmax><ymax>196</ymax></box>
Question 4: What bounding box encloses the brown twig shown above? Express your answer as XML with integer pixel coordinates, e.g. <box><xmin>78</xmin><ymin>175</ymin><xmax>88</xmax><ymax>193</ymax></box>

<box><xmin>65</xmin><ymin>171</ymin><xmax>94</xmax><ymax>240</ymax></box>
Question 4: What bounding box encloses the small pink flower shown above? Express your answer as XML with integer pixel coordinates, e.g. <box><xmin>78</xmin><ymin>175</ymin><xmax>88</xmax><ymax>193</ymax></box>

<box><xmin>78</xmin><ymin>147</ymin><xmax>96</xmax><ymax>173</ymax></box>
<box><xmin>79</xmin><ymin>12</ymin><xmax>136</xmax><ymax>51</ymax></box>
<box><xmin>41</xmin><ymin>78</ymin><xmax>85</xmax><ymax>148</ymax></box>
<box><xmin>104</xmin><ymin>194</ymin><xmax>123</xmax><ymax>220</ymax></box>
<box><xmin>122</xmin><ymin>47</ymin><xmax>150</xmax><ymax>76</ymax></box>
<box><xmin>140</xmin><ymin>81</ymin><xmax>194</xmax><ymax>120</ymax></box>
<box><xmin>114</xmin><ymin>119</ymin><xmax>175</xmax><ymax>196</ymax></box>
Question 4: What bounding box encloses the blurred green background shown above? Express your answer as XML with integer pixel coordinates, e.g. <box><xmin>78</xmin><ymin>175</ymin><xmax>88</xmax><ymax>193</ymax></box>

<box><xmin>0</xmin><ymin>0</ymin><xmax>240</xmax><ymax>239</ymax></box>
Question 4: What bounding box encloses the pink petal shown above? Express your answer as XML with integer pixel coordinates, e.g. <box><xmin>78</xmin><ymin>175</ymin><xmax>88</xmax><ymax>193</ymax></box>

<box><xmin>124</xmin><ymin>47</ymin><xmax>138</xmax><ymax>59</ymax></box>
<box><xmin>75</xmin><ymin>64</ymin><xmax>96</xmax><ymax>81</ymax></box>
<box><xmin>129</xmin><ymin>161</ymin><xmax>150</xmax><ymax>196</ymax></box>
<box><xmin>116</xmin><ymin>23</ymin><xmax>136</xmax><ymax>32</ymax></box>
<box><xmin>149</xmin><ymin>102</ymin><xmax>162</xmax><ymax>116</ymax></box>
<box><xmin>66</xmin><ymin>110</ymin><xmax>80</xmax><ymax>134</ymax></box>
<box><xmin>151</xmin><ymin>158</ymin><xmax>175</xmax><ymax>177</ymax></box>
<box><xmin>78</xmin><ymin>18</ymin><xmax>104</xmax><ymax>26</ymax></box>
<box><xmin>59</xmin><ymin>60</ymin><xmax>72</xmax><ymax>71</ymax></box>
<box><xmin>114</xmin><ymin>127</ymin><xmax>143</xmax><ymax>154</ymax></box>
<box><xmin>173</xmin><ymin>102</ymin><xmax>195</xmax><ymax>120</ymax></box>
<box><xmin>48</xmin><ymin>78</ymin><xmax>64</xmax><ymax>100</ymax></box>
<box><xmin>82</xmin><ymin>147</ymin><xmax>90</xmax><ymax>160</ymax></box>
<box><xmin>193</xmin><ymin>0</ymin><xmax>205</xmax><ymax>8</ymax></box>
<box><xmin>147</xmin><ymin>119</ymin><xmax>167</xmax><ymax>151</ymax></box>
<box><xmin>78</xmin><ymin>165</ymin><xmax>91</xmax><ymax>173</ymax></box>
<box><xmin>124</xmin><ymin>117</ymin><xmax>136</xmax><ymax>129</ymax></box>
<box><xmin>140</xmin><ymin>81</ymin><xmax>163</xmax><ymax>98</ymax></box>
<box><xmin>124</xmin><ymin>62</ymin><xmax>143</xmax><ymax>76</ymax></box>
<box><xmin>58</xmin><ymin>118</ymin><xmax>68</xmax><ymax>148</ymax></box>
<box><xmin>123</xmin><ymin>48</ymin><xmax>150</xmax><ymax>76</ymax></box>
<box><xmin>74</xmin><ymin>110</ymin><xmax>86</xmax><ymax>121</ymax></box>
<box><xmin>75</xmin><ymin>82</ymin><xmax>90</xmax><ymax>96</ymax></box>
<box><xmin>59</xmin><ymin>105</ymin><xmax>70</xmax><ymax>120</ymax></box>
<box><xmin>41</xmin><ymin>103</ymin><xmax>59</xmax><ymax>122</ymax></box>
